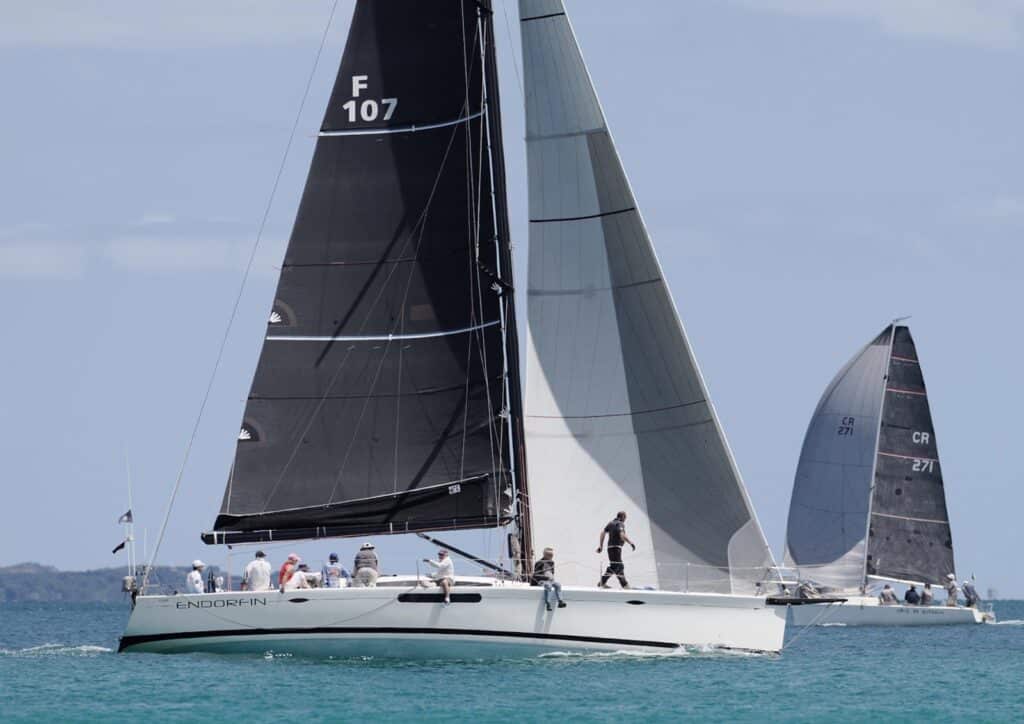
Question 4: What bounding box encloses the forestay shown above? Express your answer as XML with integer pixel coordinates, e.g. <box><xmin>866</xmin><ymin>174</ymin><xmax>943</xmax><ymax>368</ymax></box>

<box><xmin>205</xmin><ymin>0</ymin><xmax>524</xmax><ymax>545</ymax></box>
<box><xmin>519</xmin><ymin>0</ymin><xmax>774</xmax><ymax>593</ymax></box>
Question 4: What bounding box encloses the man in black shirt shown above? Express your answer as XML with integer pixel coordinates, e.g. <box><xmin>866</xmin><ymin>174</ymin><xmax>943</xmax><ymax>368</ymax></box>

<box><xmin>596</xmin><ymin>511</ymin><xmax>636</xmax><ymax>588</ymax></box>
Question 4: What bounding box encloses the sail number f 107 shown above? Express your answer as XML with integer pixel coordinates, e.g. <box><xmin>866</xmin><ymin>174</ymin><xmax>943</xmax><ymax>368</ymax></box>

<box><xmin>343</xmin><ymin>75</ymin><xmax>397</xmax><ymax>123</ymax></box>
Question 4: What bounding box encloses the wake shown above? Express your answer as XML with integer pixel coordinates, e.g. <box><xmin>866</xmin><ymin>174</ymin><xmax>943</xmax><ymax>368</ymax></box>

<box><xmin>0</xmin><ymin>643</ymin><xmax>112</xmax><ymax>657</ymax></box>
<box><xmin>993</xmin><ymin>619</ymin><xmax>1024</xmax><ymax>626</ymax></box>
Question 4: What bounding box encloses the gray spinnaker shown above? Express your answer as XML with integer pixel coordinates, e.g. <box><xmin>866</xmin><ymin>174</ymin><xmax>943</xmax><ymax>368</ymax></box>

<box><xmin>866</xmin><ymin>326</ymin><xmax>955</xmax><ymax>585</ymax></box>
<box><xmin>520</xmin><ymin>0</ymin><xmax>774</xmax><ymax>593</ymax></box>
<box><xmin>784</xmin><ymin>327</ymin><xmax>892</xmax><ymax>591</ymax></box>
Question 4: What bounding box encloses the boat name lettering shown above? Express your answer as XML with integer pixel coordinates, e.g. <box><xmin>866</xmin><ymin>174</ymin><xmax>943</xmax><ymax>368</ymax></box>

<box><xmin>343</xmin><ymin>75</ymin><xmax>397</xmax><ymax>123</ymax></box>
<box><xmin>176</xmin><ymin>598</ymin><xmax>268</xmax><ymax>610</ymax></box>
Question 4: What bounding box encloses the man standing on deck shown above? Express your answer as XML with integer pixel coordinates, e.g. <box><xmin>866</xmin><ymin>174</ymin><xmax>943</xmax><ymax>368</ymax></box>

<box><xmin>353</xmin><ymin>543</ymin><xmax>379</xmax><ymax>587</ymax></box>
<box><xmin>596</xmin><ymin>511</ymin><xmax>636</xmax><ymax>589</ymax></box>
<box><xmin>945</xmin><ymin>573</ymin><xmax>959</xmax><ymax>606</ymax></box>
<box><xmin>185</xmin><ymin>560</ymin><xmax>205</xmax><ymax>594</ymax></box>
<box><xmin>241</xmin><ymin>550</ymin><xmax>272</xmax><ymax>591</ymax></box>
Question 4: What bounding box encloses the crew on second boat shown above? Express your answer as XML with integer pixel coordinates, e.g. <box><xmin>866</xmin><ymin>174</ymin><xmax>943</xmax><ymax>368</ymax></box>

<box><xmin>903</xmin><ymin>584</ymin><xmax>920</xmax><ymax>605</ymax></box>
<box><xmin>878</xmin><ymin>584</ymin><xmax>899</xmax><ymax>605</ymax></box>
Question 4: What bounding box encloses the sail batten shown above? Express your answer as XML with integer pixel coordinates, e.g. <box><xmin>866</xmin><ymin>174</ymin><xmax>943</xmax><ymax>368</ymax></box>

<box><xmin>520</xmin><ymin>0</ymin><xmax>774</xmax><ymax>593</ymax></box>
<box><xmin>208</xmin><ymin>1</ymin><xmax>522</xmax><ymax>544</ymax></box>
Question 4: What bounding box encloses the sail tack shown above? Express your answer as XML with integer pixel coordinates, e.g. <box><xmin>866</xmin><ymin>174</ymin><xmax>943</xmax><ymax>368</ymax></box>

<box><xmin>206</xmin><ymin>1</ymin><xmax>522</xmax><ymax>545</ymax></box>
<box><xmin>519</xmin><ymin>0</ymin><xmax>774</xmax><ymax>593</ymax></box>
<box><xmin>785</xmin><ymin>325</ymin><xmax>956</xmax><ymax>590</ymax></box>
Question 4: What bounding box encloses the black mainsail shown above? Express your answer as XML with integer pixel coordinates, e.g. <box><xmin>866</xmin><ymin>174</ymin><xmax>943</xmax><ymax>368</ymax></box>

<box><xmin>204</xmin><ymin>1</ymin><xmax>524</xmax><ymax>546</ymax></box>
<box><xmin>866</xmin><ymin>325</ymin><xmax>954</xmax><ymax>584</ymax></box>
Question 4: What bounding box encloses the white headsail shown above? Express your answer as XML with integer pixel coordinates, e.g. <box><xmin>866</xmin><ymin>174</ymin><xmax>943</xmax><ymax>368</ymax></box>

<box><xmin>519</xmin><ymin>0</ymin><xmax>774</xmax><ymax>593</ymax></box>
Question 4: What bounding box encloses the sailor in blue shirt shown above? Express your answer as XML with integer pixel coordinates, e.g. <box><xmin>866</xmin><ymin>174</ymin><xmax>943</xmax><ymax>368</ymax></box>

<box><xmin>321</xmin><ymin>552</ymin><xmax>351</xmax><ymax>588</ymax></box>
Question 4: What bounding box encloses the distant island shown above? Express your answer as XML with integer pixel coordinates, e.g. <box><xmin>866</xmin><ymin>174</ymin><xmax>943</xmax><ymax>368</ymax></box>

<box><xmin>0</xmin><ymin>563</ymin><xmax>222</xmax><ymax>603</ymax></box>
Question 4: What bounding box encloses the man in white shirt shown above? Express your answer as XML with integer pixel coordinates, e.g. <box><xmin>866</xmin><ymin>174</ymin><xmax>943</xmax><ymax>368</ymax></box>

<box><xmin>241</xmin><ymin>550</ymin><xmax>272</xmax><ymax>591</ymax></box>
<box><xmin>423</xmin><ymin>549</ymin><xmax>454</xmax><ymax>605</ymax></box>
<box><xmin>185</xmin><ymin>560</ymin><xmax>205</xmax><ymax>594</ymax></box>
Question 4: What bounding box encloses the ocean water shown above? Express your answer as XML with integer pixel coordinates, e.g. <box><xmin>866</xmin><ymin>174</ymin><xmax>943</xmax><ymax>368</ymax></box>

<box><xmin>1</xmin><ymin>601</ymin><xmax>1021</xmax><ymax>722</ymax></box>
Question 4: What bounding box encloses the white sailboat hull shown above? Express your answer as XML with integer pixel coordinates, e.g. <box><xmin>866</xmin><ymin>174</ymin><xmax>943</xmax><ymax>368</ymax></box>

<box><xmin>786</xmin><ymin>596</ymin><xmax>992</xmax><ymax>627</ymax></box>
<box><xmin>120</xmin><ymin>580</ymin><xmax>787</xmax><ymax>657</ymax></box>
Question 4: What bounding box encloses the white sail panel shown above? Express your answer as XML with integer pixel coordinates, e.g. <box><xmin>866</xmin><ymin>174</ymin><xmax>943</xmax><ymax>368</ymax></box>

<box><xmin>784</xmin><ymin>327</ymin><xmax>892</xmax><ymax>591</ymax></box>
<box><xmin>520</xmin><ymin>1</ymin><xmax>774</xmax><ymax>593</ymax></box>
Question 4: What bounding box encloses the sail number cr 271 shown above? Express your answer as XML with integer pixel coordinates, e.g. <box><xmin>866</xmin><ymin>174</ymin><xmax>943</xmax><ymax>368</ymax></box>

<box><xmin>837</xmin><ymin>416</ymin><xmax>855</xmax><ymax>436</ymax></box>
<box><xmin>343</xmin><ymin>75</ymin><xmax>397</xmax><ymax>123</ymax></box>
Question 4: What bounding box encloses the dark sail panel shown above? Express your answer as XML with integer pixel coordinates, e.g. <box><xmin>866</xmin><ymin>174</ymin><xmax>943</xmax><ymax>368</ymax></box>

<box><xmin>866</xmin><ymin>326</ymin><xmax>955</xmax><ymax>584</ymax></box>
<box><xmin>206</xmin><ymin>1</ymin><xmax>520</xmax><ymax>544</ymax></box>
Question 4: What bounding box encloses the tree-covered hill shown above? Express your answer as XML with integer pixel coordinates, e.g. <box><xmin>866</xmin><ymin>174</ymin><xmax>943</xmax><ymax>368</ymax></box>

<box><xmin>0</xmin><ymin>563</ymin><xmax>222</xmax><ymax>603</ymax></box>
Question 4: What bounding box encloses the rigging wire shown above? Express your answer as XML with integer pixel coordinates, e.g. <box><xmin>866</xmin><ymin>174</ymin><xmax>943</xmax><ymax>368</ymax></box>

<box><xmin>141</xmin><ymin>0</ymin><xmax>342</xmax><ymax>592</ymax></box>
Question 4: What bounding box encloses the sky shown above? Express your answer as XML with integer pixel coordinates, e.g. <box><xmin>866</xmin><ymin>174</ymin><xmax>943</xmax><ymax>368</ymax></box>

<box><xmin>0</xmin><ymin>1</ymin><xmax>1021</xmax><ymax>596</ymax></box>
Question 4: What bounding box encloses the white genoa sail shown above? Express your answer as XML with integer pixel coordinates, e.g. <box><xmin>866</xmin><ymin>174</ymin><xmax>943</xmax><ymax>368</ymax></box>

<box><xmin>519</xmin><ymin>0</ymin><xmax>774</xmax><ymax>593</ymax></box>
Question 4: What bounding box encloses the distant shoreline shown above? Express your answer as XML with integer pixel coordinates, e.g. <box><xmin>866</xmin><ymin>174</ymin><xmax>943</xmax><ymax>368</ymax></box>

<box><xmin>0</xmin><ymin>562</ymin><xmax>221</xmax><ymax>603</ymax></box>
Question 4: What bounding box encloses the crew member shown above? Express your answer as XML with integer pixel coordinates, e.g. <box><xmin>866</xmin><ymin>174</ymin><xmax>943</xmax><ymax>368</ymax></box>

<box><xmin>596</xmin><ymin>511</ymin><xmax>635</xmax><ymax>589</ymax></box>
<box><xmin>423</xmin><ymin>549</ymin><xmax>455</xmax><ymax>606</ymax></box>
<box><xmin>921</xmin><ymin>583</ymin><xmax>934</xmax><ymax>605</ymax></box>
<box><xmin>532</xmin><ymin>547</ymin><xmax>567</xmax><ymax>612</ymax></box>
<box><xmin>878</xmin><ymin>584</ymin><xmax>899</xmax><ymax>605</ymax></box>
<box><xmin>904</xmin><ymin>584</ymin><xmax>920</xmax><ymax>605</ymax></box>
<box><xmin>241</xmin><ymin>550</ymin><xmax>272</xmax><ymax>591</ymax></box>
<box><xmin>962</xmin><ymin>579</ymin><xmax>980</xmax><ymax>608</ymax></box>
<box><xmin>186</xmin><ymin>560</ymin><xmax>205</xmax><ymax>594</ymax></box>
<box><xmin>322</xmin><ymin>552</ymin><xmax>351</xmax><ymax>588</ymax></box>
<box><xmin>353</xmin><ymin>542</ymin><xmax>379</xmax><ymax>588</ymax></box>
<box><xmin>945</xmin><ymin>573</ymin><xmax>959</xmax><ymax>607</ymax></box>
<box><xmin>279</xmin><ymin>553</ymin><xmax>300</xmax><ymax>589</ymax></box>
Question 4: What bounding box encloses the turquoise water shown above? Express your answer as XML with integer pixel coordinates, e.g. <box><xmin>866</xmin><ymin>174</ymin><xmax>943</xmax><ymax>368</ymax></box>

<box><xmin>1</xmin><ymin>601</ymin><xmax>1021</xmax><ymax>722</ymax></box>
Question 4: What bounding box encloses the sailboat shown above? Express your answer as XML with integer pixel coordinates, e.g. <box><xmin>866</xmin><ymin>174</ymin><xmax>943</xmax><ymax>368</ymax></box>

<box><xmin>784</xmin><ymin>323</ymin><xmax>993</xmax><ymax>625</ymax></box>
<box><xmin>119</xmin><ymin>0</ymin><xmax>791</xmax><ymax>656</ymax></box>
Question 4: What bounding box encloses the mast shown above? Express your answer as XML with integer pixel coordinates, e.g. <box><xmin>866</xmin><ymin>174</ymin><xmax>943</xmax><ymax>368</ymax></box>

<box><xmin>861</xmin><ymin>323</ymin><xmax>896</xmax><ymax>590</ymax></box>
<box><xmin>476</xmin><ymin>0</ymin><xmax>532</xmax><ymax>574</ymax></box>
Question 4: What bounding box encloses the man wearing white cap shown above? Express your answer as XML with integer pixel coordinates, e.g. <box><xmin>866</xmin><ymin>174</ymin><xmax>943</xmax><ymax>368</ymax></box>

<box><xmin>353</xmin><ymin>542</ymin><xmax>379</xmax><ymax>588</ymax></box>
<box><xmin>186</xmin><ymin>560</ymin><xmax>205</xmax><ymax>594</ymax></box>
<box><xmin>944</xmin><ymin>573</ymin><xmax>959</xmax><ymax>607</ymax></box>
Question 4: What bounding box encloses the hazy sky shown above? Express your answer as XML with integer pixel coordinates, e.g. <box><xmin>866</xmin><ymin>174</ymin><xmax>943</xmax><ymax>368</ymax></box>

<box><xmin>1</xmin><ymin>1</ymin><xmax>1021</xmax><ymax>595</ymax></box>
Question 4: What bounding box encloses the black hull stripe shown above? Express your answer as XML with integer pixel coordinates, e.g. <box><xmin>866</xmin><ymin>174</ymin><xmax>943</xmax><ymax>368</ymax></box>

<box><xmin>119</xmin><ymin>626</ymin><xmax>690</xmax><ymax>653</ymax></box>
